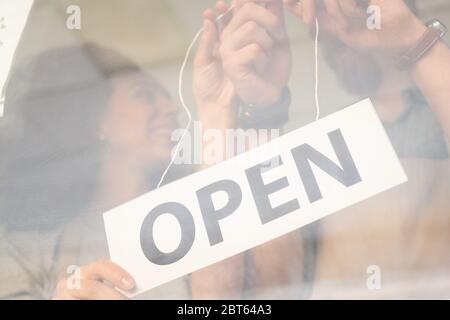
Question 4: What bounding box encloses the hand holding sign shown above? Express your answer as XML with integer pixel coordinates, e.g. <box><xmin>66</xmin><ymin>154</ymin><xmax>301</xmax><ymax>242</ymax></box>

<box><xmin>53</xmin><ymin>260</ymin><xmax>135</xmax><ymax>300</ymax></box>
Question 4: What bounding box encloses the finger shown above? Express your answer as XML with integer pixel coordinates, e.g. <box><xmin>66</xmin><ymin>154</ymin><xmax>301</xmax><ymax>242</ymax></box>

<box><xmin>265</xmin><ymin>0</ymin><xmax>288</xmax><ymax>39</ymax></box>
<box><xmin>339</xmin><ymin>0</ymin><xmax>366</xmax><ymax>18</ymax></box>
<box><xmin>318</xmin><ymin>10</ymin><xmax>373</xmax><ymax>49</ymax></box>
<box><xmin>283</xmin><ymin>0</ymin><xmax>303</xmax><ymax>18</ymax></box>
<box><xmin>302</xmin><ymin>0</ymin><xmax>317</xmax><ymax>25</ymax></box>
<box><xmin>53</xmin><ymin>293</ymin><xmax>77</xmax><ymax>300</ymax></box>
<box><xmin>68</xmin><ymin>279</ymin><xmax>128</xmax><ymax>300</ymax></box>
<box><xmin>202</xmin><ymin>7</ymin><xmax>216</xmax><ymax>21</ymax></box>
<box><xmin>81</xmin><ymin>260</ymin><xmax>135</xmax><ymax>292</ymax></box>
<box><xmin>53</xmin><ymin>281</ymin><xmax>78</xmax><ymax>300</ymax></box>
<box><xmin>226</xmin><ymin>2</ymin><xmax>284</xmax><ymax>41</ymax></box>
<box><xmin>318</xmin><ymin>10</ymin><xmax>347</xmax><ymax>35</ymax></box>
<box><xmin>232</xmin><ymin>0</ymin><xmax>285</xmax><ymax>23</ymax></box>
<box><xmin>228</xmin><ymin>22</ymin><xmax>274</xmax><ymax>52</ymax></box>
<box><xmin>324</xmin><ymin>0</ymin><xmax>349</xmax><ymax>29</ymax></box>
<box><xmin>195</xmin><ymin>17</ymin><xmax>218</xmax><ymax>67</ymax></box>
<box><xmin>232</xmin><ymin>43</ymin><xmax>269</xmax><ymax>74</ymax></box>
<box><xmin>264</xmin><ymin>0</ymin><xmax>285</xmax><ymax>20</ymax></box>
<box><xmin>337</xmin><ymin>0</ymin><xmax>367</xmax><ymax>28</ymax></box>
<box><xmin>216</xmin><ymin>1</ymin><xmax>232</xmax><ymax>30</ymax></box>
<box><xmin>232</xmin><ymin>0</ymin><xmax>274</xmax><ymax>10</ymax></box>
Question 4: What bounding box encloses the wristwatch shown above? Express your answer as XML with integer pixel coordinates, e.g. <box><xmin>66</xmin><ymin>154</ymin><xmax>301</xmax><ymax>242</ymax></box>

<box><xmin>397</xmin><ymin>19</ymin><xmax>447</xmax><ymax>70</ymax></box>
<box><xmin>238</xmin><ymin>87</ymin><xmax>291</xmax><ymax>130</ymax></box>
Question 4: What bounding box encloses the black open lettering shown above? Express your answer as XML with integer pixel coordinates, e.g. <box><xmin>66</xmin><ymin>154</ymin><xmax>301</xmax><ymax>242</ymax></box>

<box><xmin>197</xmin><ymin>180</ymin><xmax>242</xmax><ymax>246</ymax></box>
<box><xmin>140</xmin><ymin>202</ymin><xmax>195</xmax><ymax>265</ymax></box>
<box><xmin>291</xmin><ymin>129</ymin><xmax>362</xmax><ymax>203</ymax></box>
<box><xmin>246</xmin><ymin>156</ymin><xmax>300</xmax><ymax>224</ymax></box>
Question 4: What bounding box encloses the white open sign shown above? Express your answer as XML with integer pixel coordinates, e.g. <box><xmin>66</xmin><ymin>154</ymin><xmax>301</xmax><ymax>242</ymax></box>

<box><xmin>103</xmin><ymin>99</ymin><xmax>407</xmax><ymax>296</ymax></box>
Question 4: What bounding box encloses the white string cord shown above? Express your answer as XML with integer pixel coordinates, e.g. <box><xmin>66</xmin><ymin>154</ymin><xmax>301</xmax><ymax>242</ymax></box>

<box><xmin>156</xmin><ymin>30</ymin><xmax>199</xmax><ymax>188</ymax></box>
<box><xmin>157</xmin><ymin>7</ymin><xmax>234</xmax><ymax>188</ymax></box>
<box><xmin>157</xmin><ymin>9</ymin><xmax>321</xmax><ymax>188</ymax></box>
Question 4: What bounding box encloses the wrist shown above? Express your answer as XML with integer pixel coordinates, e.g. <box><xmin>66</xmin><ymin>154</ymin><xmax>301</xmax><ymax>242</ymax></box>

<box><xmin>238</xmin><ymin>87</ymin><xmax>291</xmax><ymax>130</ymax></box>
<box><xmin>412</xmin><ymin>40</ymin><xmax>448</xmax><ymax>78</ymax></box>
<box><xmin>402</xmin><ymin>18</ymin><xmax>427</xmax><ymax>50</ymax></box>
<box><xmin>398</xmin><ymin>19</ymin><xmax>447</xmax><ymax>71</ymax></box>
<box><xmin>240</xmin><ymin>87</ymin><xmax>284</xmax><ymax>109</ymax></box>
<box><xmin>197</xmin><ymin>103</ymin><xmax>238</xmax><ymax>131</ymax></box>
<box><xmin>196</xmin><ymin>106</ymin><xmax>235</xmax><ymax>170</ymax></box>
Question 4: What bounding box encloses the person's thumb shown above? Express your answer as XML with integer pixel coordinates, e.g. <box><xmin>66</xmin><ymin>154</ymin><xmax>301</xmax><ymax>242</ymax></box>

<box><xmin>194</xmin><ymin>19</ymin><xmax>218</xmax><ymax>67</ymax></box>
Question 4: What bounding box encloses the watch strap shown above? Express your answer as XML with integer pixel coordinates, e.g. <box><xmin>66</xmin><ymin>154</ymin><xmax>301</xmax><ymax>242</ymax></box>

<box><xmin>238</xmin><ymin>87</ymin><xmax>291</xmax><ymax>130</ymax></box>
<box><xmin>398</xmin><ymin>19</ymin><xmax>447</xmax><ymax>70</ymax></box>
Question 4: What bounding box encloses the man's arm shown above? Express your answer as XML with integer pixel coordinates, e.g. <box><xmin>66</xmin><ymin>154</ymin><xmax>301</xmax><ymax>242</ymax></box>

<box><xmin>191</xmin><ymin>0</ymin><xmax>303</xmax><ymax>299</ymax></box>
<box><xmin>284</xmin><ymin>0</ymin><xmax>450</xmax><ymax>144</ymax></box>
<box><xmin>190</xmin><ymin>4</ymin><xmax>243</xmax><ymax>299</ymax></box>
<box><xmin>413</xmin><ymin>40</ymin><xmax>450</xmax><ymax>143</ymax></box>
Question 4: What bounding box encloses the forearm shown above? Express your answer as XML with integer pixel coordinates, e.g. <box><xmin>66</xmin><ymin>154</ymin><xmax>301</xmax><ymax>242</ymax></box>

<box><xmin>247</xmin><ymin>232</ymin><xmax>304</xmax><ymax>299</ymax></box>
<box><xmin>412</xmin><ymin>40</ymin><xmax>450</xmax><ymax>142</ymax></box>
<box><xmin>191</xmin><ymin>104</ymin><xmax>245</xmax><ymax>299</ymax></box>
<box><xmin>191</xmin><ymin>255</ymin><xmax>245</xmax><ymax>299</ymax></box>
<box><xmin>191</xmin><ymin>105</ymin><xmax>289</xmax><ymax>298</ymax></box>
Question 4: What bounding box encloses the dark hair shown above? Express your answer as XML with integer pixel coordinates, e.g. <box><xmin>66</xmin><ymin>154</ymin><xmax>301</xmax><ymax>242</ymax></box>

<box><xmin>0</xmin><ymin>43</ymin><xmax>158</xmax><ymax>230</ymax></box>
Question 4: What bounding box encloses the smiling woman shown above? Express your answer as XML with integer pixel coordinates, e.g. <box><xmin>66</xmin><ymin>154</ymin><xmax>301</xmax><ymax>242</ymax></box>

<box><xmin>1</xmin><ymin>43</ymin><xmax>176</xmax><ymax>229</ymax></box>
<box><xmin>0</xmin><ymin>43</ymin><xmax>186</xmax><ymax>299</ymax></box>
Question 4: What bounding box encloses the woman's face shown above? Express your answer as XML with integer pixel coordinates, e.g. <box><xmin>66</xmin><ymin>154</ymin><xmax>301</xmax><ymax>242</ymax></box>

<box><xmin>101</xmin><ymin>73</ymin><xmax>179</xmax><ymax>167</ymax></box>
